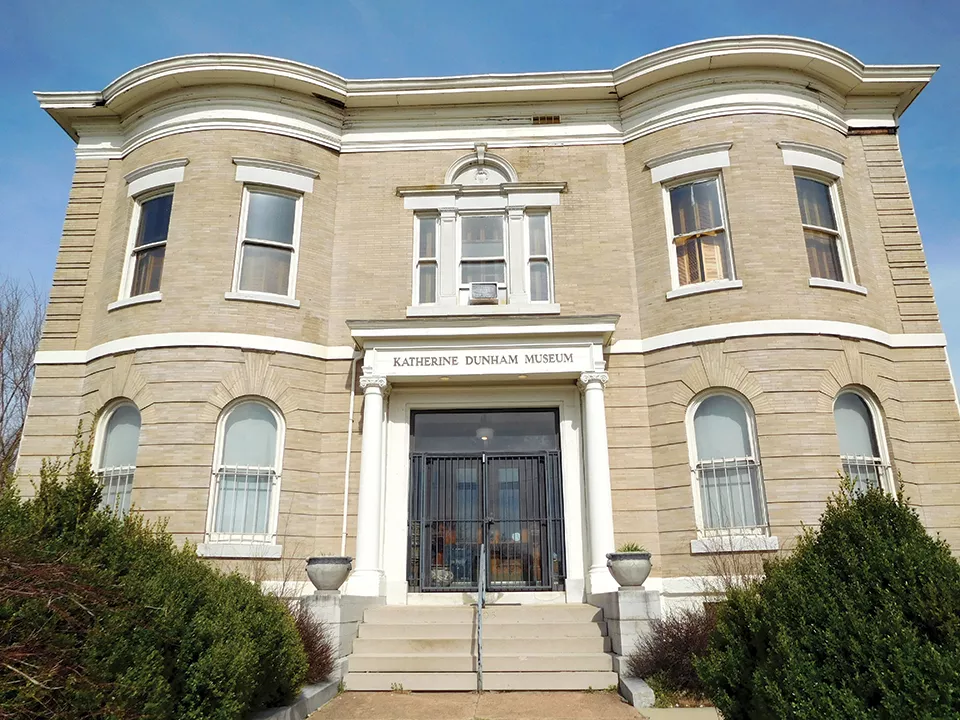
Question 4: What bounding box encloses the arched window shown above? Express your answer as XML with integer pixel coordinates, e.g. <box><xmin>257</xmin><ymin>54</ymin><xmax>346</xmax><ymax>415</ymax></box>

<box><xmin>834</xmin><ymin>390</ymin><xmax>891</xmax><ymax>493</ymax></box>
<box><xmin>208</xmin><ymin>400</ymin><xmax>283</xmax><ymax>542</ymax></box>
<box><xmin>96</xmin><ymin>402</ymin><xmax>141</xmax><ymax>515</ymax></box>
<box><xmin>689</xmin><ymin>393</ymin><xmax>768</xmax><ymax>533</ymax></box>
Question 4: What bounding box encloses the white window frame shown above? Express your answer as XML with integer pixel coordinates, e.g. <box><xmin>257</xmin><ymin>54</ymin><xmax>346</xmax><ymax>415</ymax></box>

<box><xmin>116</xmin><ymin>186</ymin><xmax>175</xmax><ymax>306</ymax></box>
<box><xmin>413</xmin><ymin>213</ymin><xmax>440</xmax><ymax>305</ymax></box>
<box><xmin>525</xmin><ymin>210</ymin><xmax>554</xmax><ymax>304</ymax></box>
<box><xmin>793</xmin><ymin>172</ymin><xmax>859</xmax><ymax>289</ymax></box>
<box><xmin>662</xmin><ymin>172</ymin><xmax>738</xmax><ymax>293</ymax></box>
<box><xmin>685</xmin><ymin>391</ymin><xmax>774</xmax><ymax>550</ymax></box>
<box><xmin>202</xmin><ymin>398</ymin><xmax>285</xmax><ymax>552</ymax></box>
<box><xmin>834</xmin><ymin>388</ymin><xmax>895</xmax><ymax>495</ymax></box>
<box><xmin>230</xmin><ymin>185</ymin><xmax>304</xmax><ymax>303</ymax></box>
<box><xmin>456</xmin><ymin>211</ymin><xmax>509</xmax><ymax>294</ymax></box>
<box><xmin>93</xmin><ymin>400</ymin><xmax>141</xmax><ymax>516</ymax></box>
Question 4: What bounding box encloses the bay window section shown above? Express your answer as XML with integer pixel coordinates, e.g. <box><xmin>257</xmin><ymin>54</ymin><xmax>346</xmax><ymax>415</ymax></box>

<box><xmin>668</xmin><ymin>177</ymin><xmax>733</xmax><ymax>287</ymax></box>
<box><xmin>415</xmin><ymin>214</ymin><xmax>438</xmax><ymax>304</ymax></box>
<box><xmin>460</xmin><ymin>215</ymin><xmax>506</xmax><ymax>285</ymax></box>
<box><xmin>128</xmin><ymin>191</ymin><xmax>173</xmax><ymax>297</ymax></box>
<box><xmin>795</xmin><ymin>177</ymin><xmax>850</xmax><ymax>283</ymax></box>
<box><xmin>235</xmin><ymin>187</ymin><xmax>301</xmax><ymax>297</ymax></box>
<box><xmin>528</xmin><ymin>212</ymin><xmax>552</xmax><ymax>303</ymax></box>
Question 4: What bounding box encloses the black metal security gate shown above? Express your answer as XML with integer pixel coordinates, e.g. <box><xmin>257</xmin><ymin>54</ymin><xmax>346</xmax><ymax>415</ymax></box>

<box><xmin>407</xmin><ymin>452</ymin><xmax>565</xmax><ymax>592</ymax></box>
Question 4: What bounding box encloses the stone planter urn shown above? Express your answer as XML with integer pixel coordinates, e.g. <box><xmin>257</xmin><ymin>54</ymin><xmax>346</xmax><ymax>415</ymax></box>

<box><xmin>305</xmin><ymin>556</ymin><xmax>352</xmax><ymax>591</ymax></box>
<box><xmin>606</xmin><ymin>551</ymin><xmax>653</xmax><ymax>587</ymax></box>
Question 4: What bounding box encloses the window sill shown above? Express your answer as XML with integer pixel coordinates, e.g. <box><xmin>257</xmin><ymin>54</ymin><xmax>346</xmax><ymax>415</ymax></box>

<box><xmin>196</xmin><ymin>542</ymin><xmax>283</xmax><ymax>559</ymax></box>
<box><xmin>666</xmin><ymin>279</ymin><xmax>742</xmax><ymax>300</ymax></box>
<box><xmin>224</xmin><ymin>292</ymin><xmax>301</xmax><ymax>308</ymax></box>
<box><xmin>406</xmin><ymin>302</ymin><xmax>561</xmax><ymax>317</ymax></box>
<box><xmin>690</xmin><ymin>535</ymin><xmax>780</xmax><ymax>554</ymax></box>
<box><xmin>108</xmin><ymin>292</ymin><xmax>162</xmax><ymax>312</ymax></box>
<box><xmin>808</xmin><ymin>277</ymin><xmax>867</xmax><ymax>295</ymax></box>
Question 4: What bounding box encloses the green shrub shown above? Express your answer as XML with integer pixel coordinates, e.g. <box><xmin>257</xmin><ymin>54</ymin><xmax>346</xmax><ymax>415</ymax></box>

<box><xmin>695</xmin><ymin>484</ymin><xmax>960</xmax><ymax>719</ymax></box>
<box><xmin>0</xmin><ymin>445</ymin><xmax>307</xmax><ymax>720</ymax></box>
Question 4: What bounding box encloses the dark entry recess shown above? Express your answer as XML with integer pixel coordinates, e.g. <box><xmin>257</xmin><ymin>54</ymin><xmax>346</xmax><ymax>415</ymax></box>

<box><xmin>406</xmin><ymin>410</ymin><xmax>566</xmax><ymax>592</ymax></box>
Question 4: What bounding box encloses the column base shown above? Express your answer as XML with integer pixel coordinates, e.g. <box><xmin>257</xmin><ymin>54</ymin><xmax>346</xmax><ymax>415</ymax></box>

<box><xmin>588</xmin><ymin>564</ymin><xmax>619</xmax><ymax>595</ymax></box>
<box><xmin>343</xmin><ymin>568</ymin><xmax>385</xmax><ymax>597</ymax></box>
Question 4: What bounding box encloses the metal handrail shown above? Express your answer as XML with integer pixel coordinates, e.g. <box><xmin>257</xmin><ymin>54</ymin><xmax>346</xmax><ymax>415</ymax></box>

<box><xmin>476</xmin><ymin>542</ymin><xmax>486</xmax><ymax>692</ymax></box>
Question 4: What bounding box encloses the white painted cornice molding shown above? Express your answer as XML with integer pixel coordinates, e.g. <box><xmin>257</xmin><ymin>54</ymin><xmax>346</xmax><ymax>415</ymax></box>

<box><xmin>37</xmin><ymin>36</ymin><xmax>936</xmax><ymax>158</ymax></box>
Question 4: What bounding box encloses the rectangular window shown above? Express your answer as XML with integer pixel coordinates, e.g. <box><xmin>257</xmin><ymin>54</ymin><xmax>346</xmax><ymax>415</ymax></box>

<box><xmin>527</xmin><ymin>212</ymin><xmax>552</xmax><ymax>302</ymax></box>
<box><xmin>795</xmin><ymin>176</ymin><xmax>849</xmax><ymax>282</ymax></box>
<box><xmin>460</xmin><ymin>215</ymin><xmax>506</xmax><ymax>285</ymax></box>
<box><xmin>127</xmin><ymin>190</ymin><xmax>173</xmax><ymax>296</ymax></box>
<box><xmin>235</xmin><ymin>187</ymin><xmax>301</xmax><ymax>297</ymax></box>
<box><xmin>667</xmin><ymin>177</ymin><xmax>732</xmax><ymax>287</ymax></box>
<box><xmin>415</xmin><ymin>214</ymin><xmax>438</xmax><ymax>304</ymax></box>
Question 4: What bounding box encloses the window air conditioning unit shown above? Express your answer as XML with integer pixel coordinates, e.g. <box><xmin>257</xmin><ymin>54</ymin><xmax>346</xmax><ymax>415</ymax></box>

<box><xmin>469</xmin><ymin>282</ymin><xmax>499</xmax><ymax>304</ymax></box>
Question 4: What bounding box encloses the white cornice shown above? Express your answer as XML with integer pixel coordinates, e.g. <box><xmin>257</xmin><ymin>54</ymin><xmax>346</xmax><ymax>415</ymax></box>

<box><xmin>40</xmin><ymin>36</ymin><xmax>935</xmax><ymax>158</ymax></box>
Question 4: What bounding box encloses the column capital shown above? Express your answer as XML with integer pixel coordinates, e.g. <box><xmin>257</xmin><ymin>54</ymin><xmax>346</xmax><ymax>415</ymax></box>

<box><xmin>578</xmin><ymin>371</ymin><xmax>609</xmax><ymax>392</ymax></box>
<box><xmin>359</xmin><ymin>375</ymin><xmax>389</xmax><ymax>394</ymax></box>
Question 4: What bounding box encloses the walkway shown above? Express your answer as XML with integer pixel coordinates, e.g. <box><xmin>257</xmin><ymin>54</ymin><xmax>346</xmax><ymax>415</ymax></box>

<box><xmin>309</xmin><ymin>691</ymin><xmax>720</xmax><ymax>719</ymax></box>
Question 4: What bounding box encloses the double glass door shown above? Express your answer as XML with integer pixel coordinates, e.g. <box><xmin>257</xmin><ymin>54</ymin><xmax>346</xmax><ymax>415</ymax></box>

<box><xmin>407</xmin><ymin>410</ymin><xmax>565</xmax><ymax>592</ymax></box>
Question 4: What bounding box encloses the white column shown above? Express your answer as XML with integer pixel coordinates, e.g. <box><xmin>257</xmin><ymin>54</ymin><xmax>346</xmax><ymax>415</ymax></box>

<box><xmin>580</xmin><ymin>371</ymin><xmax>618</xmax><ymax>594</ymax></box>
<box><xmin>346</xmin><ymin>374</ymin><xmax>388</xmax><ymax>597</ymax></box>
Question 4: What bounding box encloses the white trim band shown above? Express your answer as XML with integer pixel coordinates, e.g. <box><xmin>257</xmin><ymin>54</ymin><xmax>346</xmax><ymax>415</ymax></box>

<box><xmin>34</xmin><ymin>332</ymin><xmax>357</xmax><ymax>365</ymax></box>
<box><xmin>647</xmin><ymin>143</ymin><xmax>732</xmax><ymax>184</ymax></box>
<box><xmin>31</xmin><ymin>320</ymin><xmax>947</xmax><ymax>366</ymax></box>
<box><xmin>779</xmin><ymin>141</ymin><xmax>845</xmax><ymax>178</ymax></box>
<box><xmin>607</xmin><ymin>319</ymin><xmax>946</xmax><ymax>354</ymax></box>
<box><xmin>233</xmin><ymin>157</ymin><xmax>317</xmax><ymax>193</ymax></box>
<box><xmin>126</xmin><ymin>158</ymin><xmax>188</xmax><ymax>197</ymax></box>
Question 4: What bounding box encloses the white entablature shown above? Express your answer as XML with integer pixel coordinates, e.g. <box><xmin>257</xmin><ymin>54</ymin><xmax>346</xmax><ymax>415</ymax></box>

<box><xmin>36</xmin><ymin>36</ymin><xmax>936</xmax><ymax>159</ymax></box>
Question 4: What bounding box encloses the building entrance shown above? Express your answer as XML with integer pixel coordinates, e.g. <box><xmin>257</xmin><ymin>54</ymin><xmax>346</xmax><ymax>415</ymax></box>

<box><xmin>406</xmin><ymin>410</ymin><xmax>565</xmax><ymax>592</ymax></box>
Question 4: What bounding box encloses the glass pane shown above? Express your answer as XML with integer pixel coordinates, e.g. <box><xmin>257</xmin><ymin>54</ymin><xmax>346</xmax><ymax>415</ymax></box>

<box><xmin>412</xmin><ymin>410</ymin><xmax>560</xmax><ymax>453</ymax></box>
<box><xmin>796</xmin><ymin>177</ymin><xmax>837</xmax><ymax>230</ymax></box>
<box><xmin>461</xmin><ymin>216</ymin><xmax>504</xmax><ymax>257</ymax></box>
<box><xmin>239</xmin><ymin>244</ymin><xmax>292</xmax><ymax>295</ymax></box>
<box><xmin>419</xmin><ymin>216</ymin><xmax>437</xmax><ymax>258</ymax></box>
<box><xmin>530</xmin><ymin>261</ymin><xmax>550</xmax><ymax>302</ymax></box>
<box><xmin>222</xmin><ymin>402</ymin><xmax>278</xmax><ymax>468</ymax></box>
<box><xmin>131</xmin><ymin>246</ymin><xmax>165</xmax><ymax>296</ymax></box>
<box><xmin>699</xmin><ymin>462</ymin><xmax>762</xmax><ymax>529</ymax></box>
<box><xmin>834</xmin><ymin>393</ymin><xmax>880</xmax><ymax>458</ymax></box>
<box><xmin>694</xmin><ymin>395</ymin><xmax>751</xmax><ymax>460</ymax></box>
<box><xmin>246</xmin><ymin>191</ymin><xmax>297</xmax><ymax>244</ymax></box>
<box><xmin>805</xmin><ymin>231</ymin><xmax>843</xmax><ymax>281</ymax></box>
<box><xmin>529</xmin><ymin>214</ymin><xmax>548</xmax><ymax>256</ymax></box>
<box><xmin>101</xmin><ymin>404</ymin><xmax>141</xmax><ymax>468</ymax></box>
<box><xmin>418</xmin><ymin>263</ymin><xmax>437</xmax><ymax>304</ymax></box>
<box><xmin>136</xmin><ymin>193</ymin><xmax>173</xmax><ymax>247</ymax></box>
<box><xmin>462</xmin><ymin>260</ymin><xmax>505</xmax><ymax>284</ymax></box>
<box><xmin>671</xmin><ymin>179</ymin><xmax>721</xmax><ymax>235</ymax></box>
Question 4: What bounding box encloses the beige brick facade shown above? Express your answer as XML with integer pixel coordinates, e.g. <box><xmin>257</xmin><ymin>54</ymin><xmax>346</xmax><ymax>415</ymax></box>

<box><xmin>19</xmin><ymin>39</ymin><xmax>960</xmax><ymax>598</ymax></box>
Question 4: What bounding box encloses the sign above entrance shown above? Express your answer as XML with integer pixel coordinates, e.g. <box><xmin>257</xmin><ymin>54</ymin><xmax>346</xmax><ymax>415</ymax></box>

<box><xmin>370</xmin><ymin>344</ymin><xmax>595</xmax><ymax>378</ymax></box>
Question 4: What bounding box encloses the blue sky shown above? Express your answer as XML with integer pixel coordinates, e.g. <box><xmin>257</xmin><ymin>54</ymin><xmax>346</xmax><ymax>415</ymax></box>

<box><xmin>1</xmin><ymin>0</ymin><xmax>957</xmax><ymax>370</ymax></box>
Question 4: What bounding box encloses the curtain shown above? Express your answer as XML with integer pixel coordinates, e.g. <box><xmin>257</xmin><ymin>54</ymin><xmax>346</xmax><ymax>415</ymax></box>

<box><xmin>101</xmin><ymin>404</ymin><xmax>142</xmax><ymax>468</ymax></box>
<box><xmin>834</xmin><ymin>393</ymin><xmax>880</xmax><ymax>458</ymax></box>
<box><xmin>806</xmin><ymin>232</ymin><xmax>843</xmax><ymax>281</ymax></box>
<box><xmin>222</xmin><ymin>402</ymin><xmax>278</xmax><ymax>468</ymax></box>
<box><xmin>239</xmin><ymin>244</ymin><xmax>292</xmax><ymax>295</ymax></box>
<box><xmin>796</xmin><ymin>177</ymin><xmax>837</xmax><ymax>230</ymax></box>
<box><xmin>131</xmin><ymin>247</ymin><xmax>165</xmax><ymax>295</ymax></box>
<box><xmin>246</xmin><ymin>191</ymin><xmax>296</xmax><ymax>243</ymax></box>
<box><xmin>671</xmin><ymin>180</ymin><xmax>728</xmax><ymax>285</ymax></box>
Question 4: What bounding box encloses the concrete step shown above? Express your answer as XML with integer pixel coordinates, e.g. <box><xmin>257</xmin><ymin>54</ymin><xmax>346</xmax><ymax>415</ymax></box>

<box><xmin>343</xmin><ymin>670</ymin><xmax>619</xmax><ymax>691</ymax></box>
<box><xmin>484</xmin><ymin>653</ymin><xmax>614</xmax><ymax>672</ymax></box>
<box><xmin>344</xmin><ymin>672</ymin><xmax>478</xmax><ymax>692</ymax></box>
<box><xmin>348</xmin><ymin>652</ymin><xmax>613</xmax><ymax>673</ymax></box>
<box><xmin>356</xmin><ymin>620</ymin><xmax>607</xmax><ymax>640</ymax></box>
<box><xmin>352</xmin><ymin>635</ymin><xmax>609</xmax><ymax>655</ymax></box>
<box><xmin>483</xmin><ymin>670</ymin><xmax>619</xmax><ymax>691</ymax></box>
<box><xmin>363</xmin><ymin>605</ymin><xmax>474</xmax><ymax>624</ymax></box>
<box><xmin>349</xmin><ymin>653</ymin><xmax>474</xmax><ymax>673</ymax></box>
<box><xmin>483</xmin><ymin>604</ymin><xmax>602</xmax><ymax>624</ymax></box>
